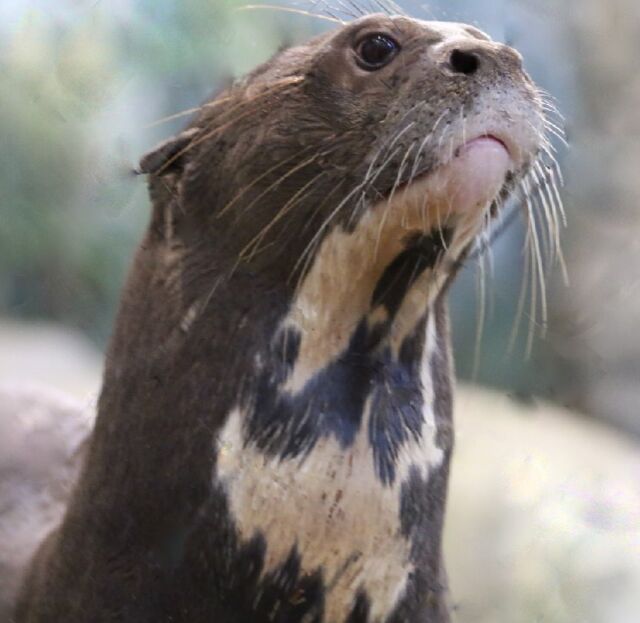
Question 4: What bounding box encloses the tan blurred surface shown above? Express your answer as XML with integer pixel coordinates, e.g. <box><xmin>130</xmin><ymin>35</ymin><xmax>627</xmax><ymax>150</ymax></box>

<box><xmin>0</xmin><ymin>319</ymin><xmax>102</xmax><ymax>400</ymax></box>
<box><xmin>448</xmin><ymin>386</ymin><xmax>640</xmax><ymax>623</ymax></box>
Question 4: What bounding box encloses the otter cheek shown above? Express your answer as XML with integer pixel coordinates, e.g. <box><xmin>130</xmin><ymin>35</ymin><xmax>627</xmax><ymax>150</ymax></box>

<box><xmin>430</xmin><ymin>138</ymin><xmax>511</xmax><ymax>215</ymax></box>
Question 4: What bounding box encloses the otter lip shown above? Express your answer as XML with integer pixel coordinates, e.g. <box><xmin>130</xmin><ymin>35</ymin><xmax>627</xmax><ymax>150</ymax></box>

<box><xmin>386</xmin><ymin>131</ymin><xmax>515</xmax><ymax>210</ymax></box>
<box><xmin>386</xmin><ymin>130</ymin><xmax>514</xmax><ymax>219</ymax></box>
<box><xmin>454</xmin><ymin>134</ymin><xmax>511</xmax><ymax>159</ymax></box>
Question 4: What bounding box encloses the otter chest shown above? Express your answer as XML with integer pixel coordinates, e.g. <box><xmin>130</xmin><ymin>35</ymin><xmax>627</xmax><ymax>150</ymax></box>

<box><xmin>215</xmin><ymin>316</ymin><xmax>445</xmax><ymax>622</ymax></box>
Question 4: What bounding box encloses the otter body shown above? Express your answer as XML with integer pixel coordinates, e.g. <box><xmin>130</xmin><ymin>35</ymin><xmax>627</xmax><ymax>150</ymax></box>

<box><xmin>16</xmin><ymin>12</ymin><xmax>546</xmax><ymax>623</ymax></box>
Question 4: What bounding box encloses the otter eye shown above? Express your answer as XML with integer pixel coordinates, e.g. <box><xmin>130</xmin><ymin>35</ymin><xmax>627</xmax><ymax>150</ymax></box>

<box><xmin>356</xmin><ymin>33</ymin><xmax>400</xmax><ymax>70</ymax></box>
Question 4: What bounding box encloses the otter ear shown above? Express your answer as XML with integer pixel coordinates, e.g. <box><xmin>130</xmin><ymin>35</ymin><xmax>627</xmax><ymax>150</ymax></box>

<box><xmin>137</xmin><ymin>128</ymin><xmax>200</xmax><ymax>176</ymax></box>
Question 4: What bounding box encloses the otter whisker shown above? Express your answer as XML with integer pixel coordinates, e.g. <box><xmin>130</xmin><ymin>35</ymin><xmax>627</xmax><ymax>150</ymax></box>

<box><xmin>533</xmin><ymin>159</ymin><xmax>563</xmax><ymax>267</ymax></box>
<box><xmin>544</xmin><ymin>160</ymin><xmax>568</xmax><ymax>227</ymax></box>
<box><xmin>461</xmin><ymin>103</ymin><xmax>468</xmax><ymax>152</ymax></box>
<box><xmin>539</xmin><ymin>164</ymin><xmax>570</xmax><ymax>285</ymax></box>
<box><xmin>148</xmin><ymin>75</ymin><xmax>304</xmax><ymax>132</ymax></box>
<box><xmin>537</xmin><ymin>86</ymin><xmax>562</xmax><ymax>106</ymax></box>
<box><xmin>351</xmin><ymin>108</ymin><xmax>423</xmax><ymax>229</ymax></box>
<box><xmin>541</xmin><ymin>102</ymin><xmax>565</xmax><ymax>125</ymax></box>
<box><xmin>484</xmin><ymin>206</ymin><xmax>498</xmax><ymax>280</ymax></box>
<box><xmin>229</xmin><ymin>148</ymin><xmax>335</xmax><ymax>224</ymax></box>
<box><xmin>388</xmin><ymin>141</ymin><xmax>418</xmax><ymax>227</ymax></box>
<box><xmin>543</xmin><ymin>123</ymin><xmax>569</xmax><ymax>148</ymax></box>
<box><xmin>157</xmin><ymin>77</ymin><xmax>306</xmax><ymax>174</ymax></box>
<box><xmin>507</xmin><ymin>156</ymin><xmax>565</xmax><ymax>359</ymax></box>
<box><xmin>314</xmin><ymin>0</ymin><xmax>359</xmax><ymax>19</ymax></box>
<box><xmin>237</xmin><ymin>4</ymin><xmax>346</xmax><ymax>24</ymax></box>
<box><xmin>543</xmin><ymin>118</ymin><xmax>567</xmax><ymax>142</ymax></box>
<box><xmin>398</xmin><ymin>126</ymin><xmax>446</xmax><ymax>231</ymax></box>
<box><xmin>406</xmin><ymin>110</ymin><xmax>448</xmax><ymax>192</ymax></box>
<box><xmin>375</xmin><ymin>0</ymin><xmax>408</xmax><ymax>17</ymax></box>
<box><xmin>145</xmin><ymin>106</ymin><xmax>205</xmax><ymax>130</ymax></box>
<box><xmin>522</xmin><ymin>179</ymin><xmax>548</xmax><ymax>345</ymax></box>
<box><xmin>508</xmin><ymin>220</ymin><xmax>531</xmax><ymax>355</ymax></box>
<box><xmin>144</xmin><ymin>93</ymin><xmax>238</xmax><ymax>129</ymax></box>
<box><xmin>218</xmin><ymin>143</ymin><xmax>319</xmax><ymax>218</ymax></box>
<box><xmin>289</xmin><ymin>180</ymin><xmax>346</xmax><ymax>295</ymax></box>
<box><xmin>466</xmin><ymin>196</ymin><xmax>518</xmax><ymax>263</ymax></box>
<box><xmin>298</xmin><ymin>127</ymin><xmax>408</xmax><ymax>276</ymax></box>
<box><xmin>240</xmin><ymin>170</ymin><xmax>329</xmax><ymax>261</ymax></box>
<box><xmin>341</xmin><ymin>0</ymin><xmax>369</xmax><ymax>17</ymax></box>
<box><xmin>363</xmin><ymin>141</ymin><xmax>408</xmax><ymax>236</ymax></box>
<box><xmin>298</xmin><ymin>178</ymin><xmax>347</xmax><ymax>240</ymax></box>
<box><xmin>369</xmin><ymin>0</ymin><xmax>393</xmax><ymax>16</ymax></box>
<box><xmin>513</xmin><ymin>178</ymin><xmax>539</xmax><ymax>354</ymax></box>
<box><xmin>426</xmin><ymin>124</ymin><xmax>452</xmax><ymax>245</ymax></box>
<box><xmin>292</xmin><ymin>180</ymin><xmax>372</xmax><ymax>288</ymax></box>
<box><xmin>363</xmin><ymin>119</ymin><xmax>417</xmax><ymax>190</ymax></box>
<box><xmin>198</xmin><ymin>75</ymin><xmax>305</xmax><ymax>132</ymax></box>
<box><xmin>373</xmin><ymin>142</ymin><xmax>419</xmax><ymax>258</ymax></box>
<box><xmin>530</xmin><ymin>162</ymin><xmax>558</xmax><ymax>266</ymax></box>
<box><xmin>444</xmin><ymin>134</ymin><xmax>459</xmax><ymax>222</ymax></box>
<box><xmin>327</xmin><ymin>1</ymin><xmax>359</xmax><ymax>19</ymax></box>
<box><xmin>525</xmin><ymin>198</ymin><xmax>539</xmax><ymax>358</ymax></box>
<box><xmin>436</xmin><ymin>115</ymin><xmax>450</xmax><ymax>155</ymax></box>
<box><xmin>539</xmin><ymin>94</ymin><xmax>565</xmax><ymax>114</ymax></box>
<box><xmin>309</xmin><ymin>0</ymin><xmax>345</xmax><ymax>23</ymax></box>
<box><xmin>472</xmin><ymin>240</ymin><xmax>489</xmax><ymax>380</ymax></box>
<box><xmin>529</xmin><ymin>138</ymin><xmax>569</xmax><ymax>284</ymax></box>
<box><xmin>367</xmin><ymin>127</ymin><xmax>411</xmax><ymax>187</ymax></box>
<box><xmin>540</xmin><ymin>142</ymin><xmax>566</xmax><ymax>188</ymax></box>
<box><xmin>468</xmin><ymin>212</ymin><xmax>497</xmax><ymax>376</ymax></box>
<box><xmin>538</xmin><ymin>92</ymin><xmax>564</xmax><ymax>115</ymax></box>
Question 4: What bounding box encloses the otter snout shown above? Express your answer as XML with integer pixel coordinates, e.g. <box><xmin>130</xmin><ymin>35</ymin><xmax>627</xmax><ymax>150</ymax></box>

<box><xmin>440</xmin><ymin>40</ymin><xmax>525</xmax><ymax>77</ymax></box>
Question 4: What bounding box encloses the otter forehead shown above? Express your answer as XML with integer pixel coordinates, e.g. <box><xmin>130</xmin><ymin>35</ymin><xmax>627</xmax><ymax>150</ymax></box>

<box><xmin>247</xmin><ymin>13</ymin><xmax>523</xmax><ymax>89</ymax></box>
<box><xmin>391</xmin><ymin>18</ymin><xmax>492</xmax><ymax>43</ymax></box>
<box><xmin>339</xmin><ymin>14</ymin><xmax>492</xmax><ymax>42</ymax></box>
<box><xmin>320</xmin><ymin>14</ymin><xmax>493</xmax><ymax>47</ymax></box>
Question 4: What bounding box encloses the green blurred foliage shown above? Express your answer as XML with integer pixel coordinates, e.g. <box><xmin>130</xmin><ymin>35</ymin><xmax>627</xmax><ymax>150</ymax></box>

<box><xmin>0</xmin><ymin>11</ymin><xmax>120</xmax><ymax>339</ymax></box>
<box><xmin>0</xmin><ymin>0</ymin><xmax>313</xmax><ymax>342</ymax></box>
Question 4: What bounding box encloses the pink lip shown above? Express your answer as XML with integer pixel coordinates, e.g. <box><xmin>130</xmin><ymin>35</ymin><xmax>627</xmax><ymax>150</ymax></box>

<box><xmin>455</xmin><ymin>134</ymin><xmax>510</xmax><ymax>159</ymax></box>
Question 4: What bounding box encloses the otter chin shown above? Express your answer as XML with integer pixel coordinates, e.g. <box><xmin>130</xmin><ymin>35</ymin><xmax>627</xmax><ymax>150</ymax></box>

<box><xmin>444</xmin><ymin>135</ymin><xmax>513</xmax><ymax>209</ymax></box>
<box><xmin>393</xmin><ymin>132</ymin><xmax>513</xmax><ymax>230</ymax></box>
<box><xmin>14</xmin><ymin>10</ymin><xmax>554</xmax><ymax>623</ymax></box>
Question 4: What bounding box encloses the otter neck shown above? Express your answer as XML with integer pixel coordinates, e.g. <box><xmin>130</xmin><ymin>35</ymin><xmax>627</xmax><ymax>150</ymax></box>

<box><xmin>221</xmin><ymin>218</ymin><xmax>456</xmax><ymax>484</ymax></box>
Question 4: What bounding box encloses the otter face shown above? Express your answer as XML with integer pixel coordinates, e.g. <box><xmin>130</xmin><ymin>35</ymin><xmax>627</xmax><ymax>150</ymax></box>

<box><xmin>302</xmin><ymin>14</ymin><xmax>543</xmax><ymax>203</ymax></box>
<box><xmin>141</xmin><ymin>14</ymin><xmax>547</xmax><ymax>287</ymax></box>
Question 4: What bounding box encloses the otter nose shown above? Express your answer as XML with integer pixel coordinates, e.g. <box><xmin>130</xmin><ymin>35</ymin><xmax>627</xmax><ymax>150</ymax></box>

<box><xmin>440</xmin><ymin>40</ymin><xmax>523</xmax><ymax>77</ymax></box>
<box><xmin>433</xmin><ymin>34</ymin><xmax>522</xmax><ymax>77</ymax></box>
<box><xmin>449</xmin><ymin>48</ymin><xmax>481</xmax><ymax>75</ymax></box>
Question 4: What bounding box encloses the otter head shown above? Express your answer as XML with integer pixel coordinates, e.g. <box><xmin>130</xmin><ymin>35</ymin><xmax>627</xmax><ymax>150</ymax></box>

<box><xmin>141</xmin><ymin>14</ymin><xmax>542</xmax><ymax>254</ymax></box>
<box><xmin>136</xmin><ymin>13</ymin><xmax>549</xmax><ymax>393</ymax></box>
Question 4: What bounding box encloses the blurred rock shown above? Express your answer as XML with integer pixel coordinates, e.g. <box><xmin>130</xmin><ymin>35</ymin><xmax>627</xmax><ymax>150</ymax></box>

<box><xmin>0</xmin><ymin>386</ymin><xmax>93</xmax><ymax>621</ymax></box>
<box><xmin>0</xmin><ymin>318</ymin><xmax>102</xmax><ymax>399</ymax></box>
<box><xmin>447</xmin><ymin>386</ymin><xmax>640</xmax><ymax>623</ymax></box>
<box><xmin>0</xmin><ymin>318</ymin><xmax>99</xmax><ymax>619</ymax></box>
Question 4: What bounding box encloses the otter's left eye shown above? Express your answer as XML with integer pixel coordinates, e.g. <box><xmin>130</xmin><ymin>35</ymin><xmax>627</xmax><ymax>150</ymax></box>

<box><xmin>356</xmin><ymin>34</ymin><xmax>400</xmax><ymax>70</ymax></box>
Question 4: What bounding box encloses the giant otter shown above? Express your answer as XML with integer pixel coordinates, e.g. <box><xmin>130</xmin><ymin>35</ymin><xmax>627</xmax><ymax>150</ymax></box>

<box><xmin>15</xmin><ymin>11</ymin><xmax>557</xmax><ymax>623</ymax></box>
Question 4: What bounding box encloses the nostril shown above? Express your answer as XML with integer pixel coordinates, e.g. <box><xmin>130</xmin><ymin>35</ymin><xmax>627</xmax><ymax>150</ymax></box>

<box><xmin>450</xmin><ymin>49</ymin><xmax>480</xmax><ymax>75</ymax></box>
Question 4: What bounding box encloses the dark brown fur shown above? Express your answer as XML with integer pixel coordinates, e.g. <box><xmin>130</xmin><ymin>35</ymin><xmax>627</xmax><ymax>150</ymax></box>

<box><xmin>16</xmin><ymin>13</ymin><xmax>542</xmax><ymax>623</ymax></box>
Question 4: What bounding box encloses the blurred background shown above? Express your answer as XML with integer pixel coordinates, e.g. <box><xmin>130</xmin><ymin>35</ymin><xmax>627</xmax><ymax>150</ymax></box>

<box><xmin>0</xmin><ymin>1</ymin><xmax>638</xmax><ymax>621</ymax></box>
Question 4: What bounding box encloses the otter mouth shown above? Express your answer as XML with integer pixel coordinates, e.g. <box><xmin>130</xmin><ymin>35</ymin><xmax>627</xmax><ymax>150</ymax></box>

<box><xmin>389</xmin><ymin>131</ymin><xmax>516</xmax><ymax>222</ymax></box>
<box><xmin>453</xmin><ymin>134</ymin><xmax>511</xmax><ymax>159</ymax></box>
